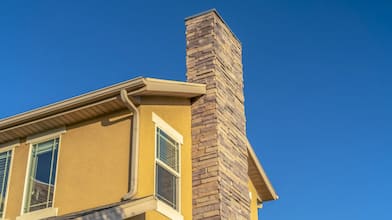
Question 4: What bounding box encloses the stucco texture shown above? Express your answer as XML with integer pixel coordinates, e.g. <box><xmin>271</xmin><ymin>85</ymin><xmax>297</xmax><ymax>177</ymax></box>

<box><xmin>3</xmin><ymin>96</ymin><xmax>192</xmax><ymax>220</ymax></box>
<box><xmin>136</xmin><ymin>97</ymin><xmax>192</xmax><ymax>220</ymax></box>
<box><xmin>54</xmin><ymin>112</ymin><xmax>131</xmax><ymax>215</ymax></box>
<box><xmin>249</xmin><ymin>180</ymin><xmax>260</xmax><ymax>220</ymax></box>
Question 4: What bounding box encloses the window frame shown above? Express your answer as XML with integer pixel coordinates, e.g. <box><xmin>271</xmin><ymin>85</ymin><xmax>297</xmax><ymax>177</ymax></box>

<box><xmin>152</xmin><ymin>113</ymin><xmax>183</xmax><ymax>212</ymax></box>
<box><xmin>20</xmin><ymin>128</ymin><xmax>65</xmax><ymax>217</ymax></box>
<box><xmin>0</xmin><ymin>140</ymin><xmax>18</xmax><ymax>219</ymax></box>
<box><xmin>155</xmin><ymin>128</ymin><xmax>180</xmax><ymax>208</ymax></box>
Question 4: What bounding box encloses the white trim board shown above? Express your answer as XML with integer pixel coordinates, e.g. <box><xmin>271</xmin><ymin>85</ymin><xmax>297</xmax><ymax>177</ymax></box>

<box><xmin>152</xmin><ymin>113</ymin><xmax>183</xmax><ymax>144</ymax></box>
<box><xmin>26</xmin><ymin>127</ymin><xmax>66</xmax><ymax>144</ymax></box>
<box><xmin>157</xmin><ymin>200</ymin><xmax>184</xmax><ymax>220</ymax></box>
<box><xmin>0</xmin><ymin>139</ymin><xmax>20</xmax><ymax>152</ymax></box>
<box><xmin>70</xmin><ymin>196</ymin><xmax>183</xmax><ymax>220</ymax></box>
<box><xmin>16</xmin><ymin>208</ymin><xmax>58</xmax><ymax>220</ymax></box>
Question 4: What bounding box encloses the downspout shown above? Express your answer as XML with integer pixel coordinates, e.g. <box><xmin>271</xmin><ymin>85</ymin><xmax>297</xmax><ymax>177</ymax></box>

<box><xmin>120</xmin><ymin>89</ymin><xmax>140</xmax><ymax>200</ymax></box>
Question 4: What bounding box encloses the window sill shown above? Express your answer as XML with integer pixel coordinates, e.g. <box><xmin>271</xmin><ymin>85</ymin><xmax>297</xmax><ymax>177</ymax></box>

<box><xmin>16</xmin><ymin>208</ymin><xmax>58</xmax><ymax>220</ymax></box>
<box><xmin>156</xmin><ymin>200</ymin><xmax>183</xmax><ymax>220</ymax></box>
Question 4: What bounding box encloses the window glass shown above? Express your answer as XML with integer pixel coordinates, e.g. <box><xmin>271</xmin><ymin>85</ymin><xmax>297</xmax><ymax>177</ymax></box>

<box><xmin>156</xmin><ymin>128</ymin><xmax>179</xmax><ymax>210</ymax></box>
<box><xmin>157</xmin><ymin>128</ymin><xmax>179</xmax><ymax>172</ymax></box>
<box><xmin>156</xmin><ymin>164</ymin><xmax>177</xmax><ymax>208</ymax></box>
<box><xmin>25</xmin><ymin>138</ymin><xmax>59</xmax><ymax>213</ymax></box>
<box><xmin>0</xmin><ymin>150</ymin><xmax>12</xmax><ymax>217</ymax></box>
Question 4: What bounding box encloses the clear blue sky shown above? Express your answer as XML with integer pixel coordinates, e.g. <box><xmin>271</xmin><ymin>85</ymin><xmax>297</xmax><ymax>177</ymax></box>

<box><xmin>1</xmin><ymin>1</ymin><xmax>391</xmax><ymax>219</ymax></box>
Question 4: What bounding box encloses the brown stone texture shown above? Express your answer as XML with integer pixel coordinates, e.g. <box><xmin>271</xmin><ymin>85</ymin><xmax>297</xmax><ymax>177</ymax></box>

<box><xmin>186</xmin><ymin>10</ymin><xmax>250</xmax><ymax>220</ymax></box>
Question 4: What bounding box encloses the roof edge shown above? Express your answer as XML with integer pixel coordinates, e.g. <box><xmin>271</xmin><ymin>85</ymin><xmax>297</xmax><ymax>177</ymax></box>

<box><xmin>247</xmin><ymin>141</ymin><xmax>279</xmax><ymax>201</ymax></box>
<box><xmin>0</xmin><ymin>77</ymin><xmax>145</xmax><ymax>129</ymax></box>
<box><xmin>0</xmin><ymin>77</ymin><xmax>206</xmax><ymax>130</ymax></box>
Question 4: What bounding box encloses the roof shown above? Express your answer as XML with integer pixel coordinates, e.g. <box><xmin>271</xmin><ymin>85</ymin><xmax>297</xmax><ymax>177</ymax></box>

<box><xmin>0</xmin><ymin>76</ymin><xmax>277</xmax><ymax>203</ymax></box>
<box><xmin>247</xmin><ymin>140</ymin><xmax>279</xmax><ymax>201</ymax></box>
<box><xmin>46</xmin><ymin>196</ymin><xmax>164</xmax><ymax>220</ymax></box>
<box><xmin>0</xmin><ymin>77</ymin><xmax>206</xmax><ymax>145</ymax></box>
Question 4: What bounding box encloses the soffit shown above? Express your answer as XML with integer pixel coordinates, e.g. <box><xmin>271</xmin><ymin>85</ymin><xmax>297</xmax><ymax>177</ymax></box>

<box><xmin>0</xmin><ymin>97</ymin><xmax>126</xmax><ymax>145</ymax></box>
<box><xmin>0</xmin><ymin>77</ymin><xmax>206</xmax><ymax>145</ymax></box>
<box><xmin>247</xmin><ymin>141</ymin><xmax>279</xmax><ymax>202</ymax></box>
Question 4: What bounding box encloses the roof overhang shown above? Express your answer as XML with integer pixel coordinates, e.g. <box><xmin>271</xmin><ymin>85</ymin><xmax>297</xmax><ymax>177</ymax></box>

<box><xmin>0</xmin><ymin>77</ymin><xmax>206</xmax><ymax>145</ymax></box>
<box><xmin>247</xmin><ymin>140</ymin><xmax>279</xmax><ymax>202</ymax></box>
<box><xmin>48</xmin><ymin>196</ymin><xmax>183</xmax><ymax>220</ymax></box>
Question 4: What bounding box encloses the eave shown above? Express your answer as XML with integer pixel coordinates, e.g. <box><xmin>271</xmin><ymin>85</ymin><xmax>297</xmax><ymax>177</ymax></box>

<box><xmin>48</xmin><ymin>196</ymin><xmax>183</xmax><ymax>220</ymax></box>
<box><xmin>0</xmin><ymin>77</ymin><xmax>206</xmax><ymax>145</ymax></box>
<box><xmin>247</xmin><ymin>140</ymin><xmax>279</xmax><ymax>202</ymax></box>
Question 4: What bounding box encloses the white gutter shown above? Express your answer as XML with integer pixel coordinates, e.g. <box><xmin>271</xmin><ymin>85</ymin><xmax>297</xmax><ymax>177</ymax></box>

<box><xmin>120</xmin><ymin>89</ymin><xmax>140</xmax><ymax>200</ymax></box>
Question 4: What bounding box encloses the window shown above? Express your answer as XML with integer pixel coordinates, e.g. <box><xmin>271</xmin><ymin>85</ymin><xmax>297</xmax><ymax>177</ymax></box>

<box><xmin>0</xmin><ymin>150</ymin><xmax>12</xmax><ymax>217</ymax></box>
<box><xmin>155</xmin><ymin>127</ymin><xmax>180</xmax><ymax>210</ymax></box>
<box><xmin>24</xmin><ymin>138</ymin><xmax>59</xmax><ymax>213</ymax></box>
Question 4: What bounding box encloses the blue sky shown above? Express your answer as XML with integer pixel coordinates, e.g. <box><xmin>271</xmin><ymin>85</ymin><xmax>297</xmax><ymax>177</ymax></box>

<box><xmin>1</xmin><ymin>1</ymin><xmax>391</xmax><ymax>219</ymax></box>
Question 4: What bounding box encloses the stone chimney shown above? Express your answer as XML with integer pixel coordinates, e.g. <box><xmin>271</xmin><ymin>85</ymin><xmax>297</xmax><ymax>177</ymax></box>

<box><xmin>186</xmin><ymin>10</ymin><xmax>250</xmax><ymax>219</ymax></box>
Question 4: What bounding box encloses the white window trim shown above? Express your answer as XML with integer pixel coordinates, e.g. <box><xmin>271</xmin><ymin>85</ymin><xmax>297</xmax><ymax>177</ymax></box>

<box><xmin>20</xmin><ymin>128</ymin><xmax>65</xmax><ymax>218</ymax></box>
<box><xmin>157</xmin><ymin>200</ymin><xmax>184</xmax><ymax>220</ymax></box>
<box><xmin>16</xmin><ymin>207</ymin><xmax>58</xmax><ymax>220</ymax></box>
<box><xmin>0</xmin><ymin>140</ymin><xmax>18</xmax><ymax>219</ymax></box>
<box><xmin>156</xmin><ymin>159</ymin><xmax>179</xmax><ymax>178</ymax></box>
<box><xmin>26</xmin><ymin>127</ymin><xmax>65</xmax><ymax>144</ymax></box>
<box><xmin>152</xmin><ymin>113</ymin><xmax>183</xmax><ymax>144</ymax></box>
<box><xmin>152</xmin><ymin>112</ymin><xmax>182</xmax><ymax>213</ymax></box>
<box><xmin>0</xmin><ymin>139</ymin><xmax>20</xmax><ymax>152</ymax></box>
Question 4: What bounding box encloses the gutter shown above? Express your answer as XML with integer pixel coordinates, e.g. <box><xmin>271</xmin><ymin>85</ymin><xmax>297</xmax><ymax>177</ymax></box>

<box><xmin>120</xmin><ymin>89</ymin><xmax>141</xmax><ymax>200</ymax></box>
<box><xmin>0</xmin><ymin>77</ymin><xmax>145</xmax><ymax>130</ymax></box>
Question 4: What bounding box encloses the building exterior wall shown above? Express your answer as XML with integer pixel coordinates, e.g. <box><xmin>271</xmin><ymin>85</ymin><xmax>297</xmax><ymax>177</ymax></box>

<box><xmin>5</xmin><ymin>143</ymin><xmax>29</xmax><ymax>219</ymax></box>
<box><xmin>145</xmin><ymin>210</ymin><xmax>171</xmax><ymax>220</ymax></box>
<box><xmin>249</xmin><ymin>180</ymin><xmax>259</xmax><ymax>220</ymax></box>
<box><xmin>2</xmin><ymin>97</ymin><xmax>192</xmax><ymax>220</ymax></box>
<box><xmin>136</xmin><ymin>97</ymin><xmax>193</xmax><ymax>220</ymax></box>
<box><xmin>55</xmin><ymin>112</ymin><xmax>131</xmax><ymax>215</ymax></box>
<box><xmin>4</xmin><ymin>112</ymin><xmax>131</xmax><ymax>219</ymax></box>
<box><xmin>127</xmin><ymin>210</ymin><xmax>171</xmax><ymax>220</ymax></box>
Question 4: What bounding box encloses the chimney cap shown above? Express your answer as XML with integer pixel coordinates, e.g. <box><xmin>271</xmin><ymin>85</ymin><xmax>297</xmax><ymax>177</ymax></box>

<box><xmin>185</xmin><ymin>9</ymin><xmax>241</xmax><ymax>44</ymax></box>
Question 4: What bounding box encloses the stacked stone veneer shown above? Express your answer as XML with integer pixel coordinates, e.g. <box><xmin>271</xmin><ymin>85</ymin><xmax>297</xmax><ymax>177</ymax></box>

<box><xmin>186</xmin><ymin>10</ymin><xmax>250</xmax><ymax>219</ymax></box>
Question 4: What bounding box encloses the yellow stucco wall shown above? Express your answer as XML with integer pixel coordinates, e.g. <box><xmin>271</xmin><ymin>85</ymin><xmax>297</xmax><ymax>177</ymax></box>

<box><xmin>55</xmin><ymin>112</ymin><xmax>131</xmax><ymax>215</ymax></box>
<box><xmin>135</xmin><ymin>97</ymin><xmax>192</xmax><ymax>220</ymax></box>
<box><xmin>3</xmin><ymin>96</ymin><xmax>192</xmax><ymax>220</ymax></box>
<box><xmin>145</xmin><ymin>210</ymin><xmax>171</xmax><ymax>220</ymax></box>
<box><xmin>249</xmin><ymin>180</ymin><xmax>260</xmax><ymax>220</ymax></box>
<box><xmin>5</xmin><ymin>143</ymin><xmax>29</xmax><ymax>219</ymax></box>
<box><xmin>126</xmin><ymin>210</ymin><xmax>170</xmax><ymax>220</ymax></box>
<box><xmin>4</xmin><ymin>112</ymin><xmax>131</xmax><ymax>219</ymax></box>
